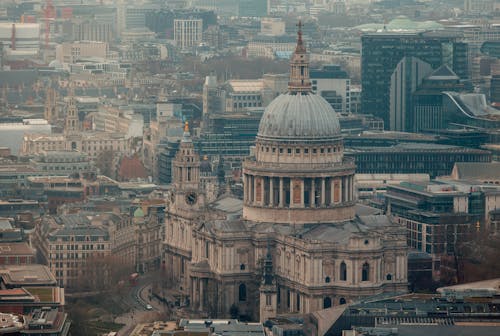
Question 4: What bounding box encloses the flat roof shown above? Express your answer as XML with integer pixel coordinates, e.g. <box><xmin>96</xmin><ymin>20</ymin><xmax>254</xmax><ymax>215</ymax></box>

<box><xmin>0</xmin><ymin>242</ymin><xmax>35</xmax><ymax>256</ymax></box>
<box><xmin>0</xmin><ymin>265</ymin><xmax>57</xmax><ymax>286</ymax></box>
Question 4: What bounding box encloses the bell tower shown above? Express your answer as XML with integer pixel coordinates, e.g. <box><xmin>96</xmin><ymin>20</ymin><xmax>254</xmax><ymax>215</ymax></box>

<box><xmin>44</xmin><ymin>87</ymin><xmax>57</xmax><ymax>122</ymax></box>
<box><xmin>259</xmin><ymin>241</ymin><xmax>277</xmax><ymax>323</ymax></box>
<box><xmin>64</xmin><ymin>84</ymin><xmax>80</xmax><ymax>134</ymax></box>
<box><xmin>171</xmin><ymin>122</ymin><xmax>204</xmax><ymax>210</ymax></box>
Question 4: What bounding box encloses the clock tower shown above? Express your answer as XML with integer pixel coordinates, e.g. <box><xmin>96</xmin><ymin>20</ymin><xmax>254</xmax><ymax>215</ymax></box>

<box><xmin>170</xmin><ymin>122</ymin><xmax>204</xmax><ymax>210</ymax></box>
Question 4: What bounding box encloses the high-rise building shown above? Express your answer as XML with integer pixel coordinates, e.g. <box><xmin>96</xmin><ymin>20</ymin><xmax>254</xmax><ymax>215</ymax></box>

<box><xmin>412</xmin><ymin>65</ymin><xmax>464</xmax><ymax>132</ymax></box>
<box><xmin>174</xmin><ymin>19</ymin><xmax>203</xmax><ymax>49</ymax></box>
<box><xmin>361</xmin><ymin>32</ymin><xmax>468</xmax><ymax>127</ymax></box>
<box><xmin>389</xmin><ymin>57</ymin><xmax>433</xmax><ymax>131</ymax></box>
<box><xmin>73</xmin><ymin>19</ymin><xmax>114</xmax><ymax>43</ymax></box>
<box><xmin>203</xmin><ymin>75</ymin><xmax>222</xmax><ymax>115</ymax></box>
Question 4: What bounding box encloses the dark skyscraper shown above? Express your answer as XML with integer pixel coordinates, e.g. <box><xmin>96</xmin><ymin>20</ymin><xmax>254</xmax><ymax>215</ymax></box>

<box><xmin>361</xmin><ymin>32</ymin><xmax>468</xmax><ymax>127</ymax></box>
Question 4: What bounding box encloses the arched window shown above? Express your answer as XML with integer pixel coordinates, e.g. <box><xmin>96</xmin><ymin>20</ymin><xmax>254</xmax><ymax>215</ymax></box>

<box><xmin>323</xmin><ymin>297</ymin><xmax>332</xmax><ymax>309</ymax></box>
<box><xmin>240</xmin><ymin>264</ymin><xmax>245</xmax><ymax>271</ymax></box>
<box><xmin>386</xmin><ymin>274</ymin><xmax>392</xmax><ymax>281</ymax></box>
<box><xmin>362</xmin><ymin>262</ymin><xmax>370</xmax><ymax>281</ymax></box>
<box><xmin>340</xmin><ymin>262</ymin><xmax>347</xmax><ymax>281</ymax></box>
<box><xmin>325</xmin><ymin>276</ymin><xmax>331</xmax><ymax>283</ymax></box>
<box><xmin>339</xmin><ymin>297</ymin><xmax>346</xmax><ymax>305</ymax></box>
<box><xmin>239</xmin><ymin>283</ymin><xmax>247</xmax><ymax>301</ymax></box>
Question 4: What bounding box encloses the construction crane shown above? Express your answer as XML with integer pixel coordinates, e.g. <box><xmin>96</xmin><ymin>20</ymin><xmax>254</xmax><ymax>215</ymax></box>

<box><xmin>44</xmin><ymin>0</ymin><xmax>55</xmax><ymax>49</ymax></box>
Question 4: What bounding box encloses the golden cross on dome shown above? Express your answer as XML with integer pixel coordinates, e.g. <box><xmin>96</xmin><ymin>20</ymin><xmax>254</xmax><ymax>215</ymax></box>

<box><xmin>184</xmin><ymin>121</ymin><xmax>189</xmax><ymax>132</ymax></box>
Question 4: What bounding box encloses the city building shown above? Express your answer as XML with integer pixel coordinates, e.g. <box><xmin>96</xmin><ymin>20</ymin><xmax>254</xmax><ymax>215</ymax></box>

<box><xmin>0</xmin><ymin>119</ymin><xmax>51</xmax><ymax>155</ymax></box>
<box><xmin>361</xmin><ymin>32</ymin><xmax>468</xmax><ymax>127</ymax></box>
<box><xmin>42</xmin><ymin>215</ymin><xmax>112</xmax><ymax>290</ymax></box>
<box><xmin>411</xmin><ymin>65</ymin><xmax>465</xmax><ymax>132</ymax></box>
<box><xmin>55</xmin><ymin>41</ymin><xmax>109</xmax><ymax>64</ymax></box>
<box><xmin>389</xmin><ymin>57</ymin><xmax>433</xmax><ymax>131</ymax></box>
<box><xmin>163</xmin><ymin>26</ymin><xmax>407</xmax><ymax>321</ymax></box>
<box><xmin>23</xmin><ymin>308</ymin><xmax>71</xmax><ymax>336</ymax></box>
<box><xmin>247</xmin><ymin>35</ymin><xmax>296</xmax><ymax>59</ymax></box>
<box><xmin>0</xmin><ymin>267</ymin><xmax>65</xmax><ymax>314</ymax></box>
<box><xmin>21</xmin><ymin>94</ymin><xmax>133</xmax><ymax>162</ymax></box>
<box><xmin>310</xmin><ymin>64</ymin><xmax>351</xmax><ymax>114</ymax></box>
<box><xmin>71</xmin><ymin>19</ymin><xmax>114</xmax><ymax>43</ymax></box>
<box><xmin>441</xmin><ymin>91</ymin><xmax>500</xmax><ymax>129</ymax></box>
<box><xmin>464</xmin><ymin>0</ymin><xmax>495</xmax><ymax>15</ymax></box>
<box><xmin>174</xmin><ymin>19</ymin><xmax>203</xmax><ymax>50</ymax></box>
<box><xmin>0</xmin><ymin>242</ymin><xmax>36</xmax><ymax>265</ymax></box>
<box><xmin>323</xmin><ymin>282</ymin><xmax>500</xmax><ymax>336</ymax></box>
<box><xmin>25</xmin><ymin>174</ymin><xmax>119</xmax><ymax>213</ymax></box>
<box><xmin>0</xmin><ymin>23</ymin><xmax>40</xmax><ymax>58</ymax></box>
<box><xmin>261</xmin><ymin>17</ymin><xmax>285</xmax><ymax>36</ymax></box>
<box><xmin>29</xmin><ymin>151</ymin><xmax>95</xmax><ymax>176</ymax></box>
<box><xmin>385</xmin><ymin>180</ymin><xmax>500</xmax><ymax>280</ymax></box>
<box><xmin>345</xmin><ymin>143</ymin><xmax>491</xmax><ymax>178</ymax></box>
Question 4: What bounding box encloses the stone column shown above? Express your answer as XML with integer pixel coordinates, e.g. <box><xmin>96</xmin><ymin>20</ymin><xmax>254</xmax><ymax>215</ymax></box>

<box><xmin>342</xmin><ymin>177</ymin><xmax>347</xmax><ymax>203</ymax></box>
<box><xmin>253</xmin><ymin>176</ymin><xmax>257</xmax><ymax>205</ymax></box>
<box><xmin>321</xmin><ymin>178</ymin><xmax>326</xmax><ymax>206</ymax></box>
<box><xmin>300</xmin><ymin>179</ymin><xmax>305</xmax><ymax>207</ymax></box>
<box><xmin>279</xmin><ymin>177</ymin><xmax>284</xmax><ymax>207</ymax></box>
<box><xmin>352</xmin><ymin>260</ymin><xmax>357</xmax><ymax>285</ymax></box>
<box><xmin>310</xmin><ymin>178</ymin><xmax>315</xmax><ymax>207</ymax></box>
<box><xmin>270</xmin><ymin>177</ymin><xmax>274</xmax><ymax>206</ymax></box>
<box><xmin>199</xmin><ymin>278</ymin><xmax>204</xmax><ymax>311</ymax></box>
<box><xmin>247</xmin><ymin>175</ymin><xmax>251</xmax><ymax>203</ymax></box>
<box><xmin>190</xmin><ymin>278</ymin><xmax>194</xmax><ymax>307</ymax></box>
<box><xmin>351</xmin><ymin>176</ymin><xmax>354</xmax><ymax>201</ymax></box>
<box><xmin>347</xmin><ymin>176</ymin><xmax>352</xmax><ymax>202</ymax></box>
<box><xmin>330</xmin><ymin>179</ymin><xmax>335</xmax><ymax>205</ymax></box>
<box><xmin>290</xmin><ymin>179</ymin><xmax>294</xmax><ymax>207</ymax></box>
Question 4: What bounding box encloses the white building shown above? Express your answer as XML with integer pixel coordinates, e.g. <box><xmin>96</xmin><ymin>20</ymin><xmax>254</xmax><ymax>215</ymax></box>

<box><xmin>0</xmin><ymin>23</ymin><xmax>40</xmax><ymax>57</ymax></box>
<box><xmin>174</xmin><ymin>19</ymin><xmax>203</xmax><ymax>50</ymax></box>
<box><xmin>56</xmin><ymin>41</ymin><xmax>109</xmax><ymax>64</ymax></box>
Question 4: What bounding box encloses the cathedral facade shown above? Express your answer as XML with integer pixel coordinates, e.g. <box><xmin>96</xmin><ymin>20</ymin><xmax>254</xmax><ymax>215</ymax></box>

<box><xmin>163</xmin><ymin>25</ymin><xmax>408</xmax><ymax>321</ymax></box>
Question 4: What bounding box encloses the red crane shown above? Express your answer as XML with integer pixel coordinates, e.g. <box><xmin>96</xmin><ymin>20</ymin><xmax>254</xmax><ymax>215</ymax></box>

<box><xmin>44</xmin><ymin>0</ymin><xmax>55</xmax><ymax>49</ymax></box>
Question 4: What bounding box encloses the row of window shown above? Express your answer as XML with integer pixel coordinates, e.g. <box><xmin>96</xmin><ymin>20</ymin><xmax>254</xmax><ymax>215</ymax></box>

<box><xmin>50</xmin><ymin>252</ymin><xmax>107</xmax><ymax>259</ymax></box>
<box><xmin>52</xmin><ymin>244</ymin><xmax>107</xmax><ymax>250</ymax></box>
<box><xmin>260</xmin><ymin>145</ymin><xmax>342</xmax><ymax>155</ymax></box>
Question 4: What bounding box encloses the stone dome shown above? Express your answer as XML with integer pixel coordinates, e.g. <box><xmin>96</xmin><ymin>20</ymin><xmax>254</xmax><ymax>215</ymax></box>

<box><xmin>257</xmin><ymin>92</ymin><xmax>341</xmax><ymax>142</ymax></box>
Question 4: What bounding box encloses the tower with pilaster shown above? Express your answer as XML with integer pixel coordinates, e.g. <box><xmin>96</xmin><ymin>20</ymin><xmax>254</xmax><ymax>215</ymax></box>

<box><xmin>259</xmin><ymin>242</ymin><xmax>277</xmax><ymax>323</ymax></box>
<box><xmin>44</xmin><ymin>87</ymin><xmax>57</xmax><ymax>123</ymax></box>
<box><xmin>164</xmin><ymin>121</ymin><xmax>206</xmax><ymax>305</ymax></box>
<box><xmin>64</xmin><ymin>85</ymin><xmax>80</xmax><ymax>134</ymax></box>
<box><xmin>171</xmin><ymin>122</ymin><xmax>205</xmax><ymax>211</ymax></box>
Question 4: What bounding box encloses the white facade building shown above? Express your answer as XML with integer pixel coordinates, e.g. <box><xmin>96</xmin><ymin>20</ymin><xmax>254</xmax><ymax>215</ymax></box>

<box><xmin>174</xmin><ymin>19</ymin><xmax>203</xmax><ymax>49</ymax></box>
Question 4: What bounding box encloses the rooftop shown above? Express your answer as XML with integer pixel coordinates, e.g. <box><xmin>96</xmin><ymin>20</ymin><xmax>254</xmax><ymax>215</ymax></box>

<box><xmin>0</xmin><ymin>242</ymin><xmax>36</xmax><ymax>256</ymax></box>
<box><xmin>227</xmin><ymin>80</ymin><xmax>265</xmax><ymax>93</ymax></box>
<box><xmin>453</xmin><ymin>162</ymin><xmax>500</xmax><ymax>181</ymax></box>
<box><xmin>0</xmin><ymin>265</ymin><xmax>57</xmax><ymax>287</ymax></box>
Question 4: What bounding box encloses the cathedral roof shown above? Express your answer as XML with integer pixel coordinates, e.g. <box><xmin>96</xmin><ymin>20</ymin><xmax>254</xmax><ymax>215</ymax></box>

<box><xmin>257</xmin><ymin>93</ymin><xmax>341</xmax><ymax>142</ymax></box>
<box><xmin>257</xmin><ymin>21</ymin><xmax>341</xmax><ymax>143</ymax></box>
